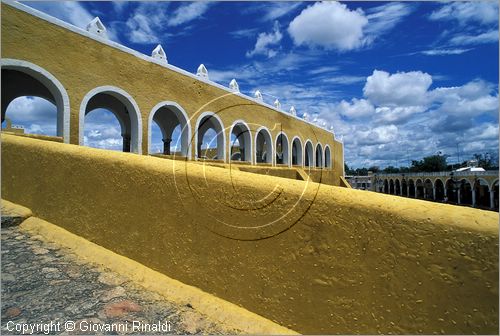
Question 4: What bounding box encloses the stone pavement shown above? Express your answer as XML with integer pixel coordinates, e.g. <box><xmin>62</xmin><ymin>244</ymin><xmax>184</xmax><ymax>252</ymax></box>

<box><xmin>1</xmin><ymin>225</ymin><xmax>239</xmax><ymax>335</ymax></box>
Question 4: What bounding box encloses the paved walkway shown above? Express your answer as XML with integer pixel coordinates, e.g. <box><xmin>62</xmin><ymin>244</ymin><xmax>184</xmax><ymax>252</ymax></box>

<box><xmin>1</xmin><ymin>225</ymin><xmax>236</xmax><ymax>335</ymax></box>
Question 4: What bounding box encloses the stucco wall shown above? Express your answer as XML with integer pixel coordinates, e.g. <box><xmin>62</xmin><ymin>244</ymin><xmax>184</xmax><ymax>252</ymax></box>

<box><xmin>2</xmin><ymin>134</ymin><xmax>498</xmax><ymax>334</ymax></box>
<box><xmin>1</xmin><ymin>3</ymin><xmax>343</xmax><ymax>179</ymax></box>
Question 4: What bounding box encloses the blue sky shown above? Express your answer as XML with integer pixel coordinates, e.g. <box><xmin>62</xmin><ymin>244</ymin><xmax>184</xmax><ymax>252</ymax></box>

<box><xmin>6</xmin><ymin>1</ymin><xmax>499</xmax><ymax>168</ymax></box>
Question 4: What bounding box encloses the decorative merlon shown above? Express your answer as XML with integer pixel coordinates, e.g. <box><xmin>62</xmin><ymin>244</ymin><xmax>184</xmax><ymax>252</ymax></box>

<box><xmin>197</xmin><ymin>64</ymin><xmax>208</xmax><ymax>79</ymax></box>
<box><xmin>254</xmin><ymin>90</ymin><xmax>263</xmax><ymax>101</ymax></box>
<box><xmin>274</xmin><ymin>99</ymin><xmax>281</xmax><ymax>109</ymax></box>
<box><xmin>289</xmin><ymin>106</ymin><xmax>297</xmax><ymax>116</ymax></box>
<box><xmin>151</xmin><ymin>44</ymin><xmax>167</xmax><ymax>63</ymax></box>
<box><xmin>229</xmin><ymin>79</ymin><xmax>239</xmax><ymax>92</ymax></box>
<box><xmin>86</xmin><ymin>17</ymin><xmax>108</xmax><ymax>39</ymax></box>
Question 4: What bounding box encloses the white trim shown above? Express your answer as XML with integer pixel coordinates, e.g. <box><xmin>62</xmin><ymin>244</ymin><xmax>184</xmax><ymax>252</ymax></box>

<box><xmin>228</xmin><ymin>120</ymin><xmax>253</xmax><ymax>164</ymax></box>
<box><xmin>79</xmin><ymin>85</ymin><xmax>142</xmax><ymax>154</ymax></box>
<box><xmin>324</xmin><ymin>144</ymin><xmax>332</xmax><ymax>169</ymax></box>
<box><xmin>290</xmin><ymin>136</ymin><xmax>304</xmax><ymax>167</ymax></box>
<box><xmin>3</xmin><ymin>0</ymin><xmax>334</xmax><ymax>136</ymax></box>
<box><xmin>194</xmin><ymin>111</ymin><xmax>226</xmax><ymax>162</ymax></box>
<box><xmin>254</xmin><ymin>126</ymin><xmax>274</xmax><ymax>165</ymax></box>
<box><xmin>148</xmin><ymin>101</ymin><xmax>192</xmax><ymax>158</ymax></box>
<box><xmin>274</xmin><ymin>131</ymin><xmax>290</xmax><ymax>167</ymax></box>
<box><xmin>1</xmin><ymin>58</ymin><xmax>70</xmax><ymax>143</ymax></box>
<box><xmin>315</xmin><ymin>142</ymin><xmax>323</xmax><ymax>168</ymax></box>
<box><xmin>491</xmin><ymin>179</ymin><xmax>499</xmax><ymax>190</ymax></box>
<box><xmin>304</xmin><ymin>139</ymin><xmax>314</xmax><ymax>168</ymax></box>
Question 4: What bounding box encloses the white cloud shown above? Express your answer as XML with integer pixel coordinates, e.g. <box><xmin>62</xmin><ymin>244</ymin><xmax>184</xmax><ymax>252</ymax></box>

<box><xmin>364</xmin><ymin>3</ymin><xmax>414</xmax><ymax>43</ymax></box>
<box><xmin>337</xmin><ymin>98</ymin><xmax>374</xmax><ymax>118</ymax></box>
<box><xmin>363</xmin><ymin>70</ymin><xmax>432</xmax><ymax>106</ymax></box>
<box><xmin>24</xmin><ymin>1</ymin><xmax>94</xmax><ymax>29</ymax></box>
<box><xmin>324</xmin><ymin>75</ymin><xmax>366</xmax><ymax>85</ymax></box>
<box><xmin>429</xmin><ymin>2</ymin><xmax>499</xmax><ymax>25</ymax></box>
<box><xmin>449</xmin><ymin>30</ymin><xmax>498</xmax><ymax>46</ymax></box>
<box><xmin>288</xmin><ymin>1</ymin><xmax>368</xmax><ymax>51</ymax></box>
<box><xmin>167</xmin><ymin>2</ymin><xmax>212</xmax><ymax>27</ymax></box>
<box><xmin>246</xmin><ymin>21</ymin><xmax>283</xmax><ymax>58</ymax></box>
<box><xmin>261</xmin><ymin>2</ymin><xmax>302</xmax><ymax>21</ymax></box>
<box><xmin>229</xmin><ymin>27</ymin><xmax>259</xmax><ymax>39</ymax></box>
<box><xmin>421</xmin><ymin>48</ymin><xmax>473</xmax><ymax>56</ymax></box>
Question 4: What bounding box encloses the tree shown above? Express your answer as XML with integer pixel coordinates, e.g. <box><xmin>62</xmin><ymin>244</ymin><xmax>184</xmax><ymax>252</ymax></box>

<box><xmin>411</xmin><ymin>154</ymin><xmax>447</xmax><ymax>172</ymax></box>
<box><xmin>368</xmin><ymin>166</ymin><xmax>380</xmax><ymax>173</ymax></box>
<box><xmin>473</xmin><ymin>153</ymin><xmax>497</xmax><ymax>170</ymax></box>
<box><xmin>383</xmin><ymin>166</ymin><xmax>400</xmax><ymax>173</ymax></box>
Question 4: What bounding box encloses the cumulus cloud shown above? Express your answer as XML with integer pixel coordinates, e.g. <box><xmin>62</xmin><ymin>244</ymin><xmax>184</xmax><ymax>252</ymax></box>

<box><xmin>363</xmin><ymin>70</ymin><xmax>432</xmax><ymax>107</ymax></box>
<box><xmin>337</xmin><ymin>98</ymin><xmax>374</xmax><ymax>119</ymax></box>
<box><xmin>246</xmin><ymin>21</ymin><xmax>283</xmax><ymax>58</ymax></box>
<box><xmin>288</xmin><ymin>1</ymin><xmax>368</xmax><ymax>51</ymax></box>
<box><xmin>429</xmin><ymin>2</ymin><xmax>499</xmax><ymax>26</ymax></box>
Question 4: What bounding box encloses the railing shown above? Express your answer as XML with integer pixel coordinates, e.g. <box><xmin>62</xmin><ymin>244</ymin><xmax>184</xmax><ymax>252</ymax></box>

<box><xmin>374</xmin><ymin>170</ymin><xmax>498</xmax><ymax>178</ymax></box>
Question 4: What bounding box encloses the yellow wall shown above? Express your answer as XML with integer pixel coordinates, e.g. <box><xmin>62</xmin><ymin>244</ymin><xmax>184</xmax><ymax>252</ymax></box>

<box><xmin>2</xmin><ymin>134</ymin><xmax>498</xmax><ymax>334</ymax></box>
<box><xmin>1</xmin><ymin>3</ymin><xmax>343</xmax><ymax>181</ymax></box>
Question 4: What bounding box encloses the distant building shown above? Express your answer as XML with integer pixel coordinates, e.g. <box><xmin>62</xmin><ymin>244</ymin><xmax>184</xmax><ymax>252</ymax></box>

<box><xmin>346</xmin><ymin>175</ymin><xmax>372</xmax><ymax>190</ymax></box>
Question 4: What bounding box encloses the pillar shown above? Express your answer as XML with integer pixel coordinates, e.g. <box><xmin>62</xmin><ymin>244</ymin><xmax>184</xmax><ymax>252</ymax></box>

<box><xmin>432</xmin><ymin>187</ymin><xmax>436</xmax><ymax>200</ymax></box>
<box><xmin>472</xmin><ymin>189</ymin><xmax>476</xmax><ymax>207</ymax></box>
<box><xmin>162</xmin><ymin>138</ymin><xmax>172</xmax><ymax>155</ymax></box>
<box><xmin>444</xmin><ymin>187</ymin><xmax>447</xmax><ymax>197</ymax></box>
<box><xmin>413</xmin><ymin>185</ymin><xmax>416</xmax><ymax>198</ymax></box>
<box><xmin>457</xmin><ymin>189</ymin><xmax>461</xmax><ymax>205</ymax></box>
<box><xmin>490</xmin><ymin>190</ymin><xmax>495</xmax><ymax>210</ymax></box>
<box><xmin>122</xmin><ymin>134</ymin><xmax>131</xmax><ymax>152</ymax></box>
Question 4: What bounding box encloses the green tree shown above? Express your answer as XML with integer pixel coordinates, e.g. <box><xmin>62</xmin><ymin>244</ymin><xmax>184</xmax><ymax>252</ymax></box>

<box><xmin>368</xmin><ymin>166</ymin><xmax>380</xmax><ymax>173</ymax></box>
<box><xmin>473</xmin><ymin>153</ymin><xmax>497</xmax><ymax>170</ymax></box>
<box><xmin>411</xmin><ymin>154</ymin><xmax>447</xmax><ymax>172</ymax></box>
<box><xmin>383</xmin><ymin>166</ymin><xmax>400</xmax><ymax>173</ymax></box>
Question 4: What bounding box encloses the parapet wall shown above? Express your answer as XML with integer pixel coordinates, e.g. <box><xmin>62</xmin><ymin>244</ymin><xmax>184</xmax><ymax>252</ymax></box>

<box><xmin>1</xmin><ymin>134</ymin><xmax>498</xmax><ymax>334</ymax></box>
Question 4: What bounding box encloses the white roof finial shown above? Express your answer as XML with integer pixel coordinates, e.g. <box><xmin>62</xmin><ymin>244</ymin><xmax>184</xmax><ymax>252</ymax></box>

<box><xmin>229</xmin><ymin>79</ymin><xmax>239</xmax><ymax>92</ymax></box>
<box><xmin>321</xmin><ymin>121</ymin><xmax>326</xmax><ymax>127</ymax></box>
<box><xmin>303</xmin><ymin>112</ymin><xmax>309</xmax><ymax>121</ymax></box>
<box><xmin>152</xmin><ymin>44</ymin><xmax>167</xmax><ymax>63</ymax></box>
<box><xmin>197</xmin><ymin>64</ymin><xmax>209</xmax><ymax>79</ymax></box>
<box><xmin>289</xmin><ymin>106</ymin><xmax>297</xmax><ymax>116</ymax></box>
<box><xmin>254</xmin><ymin>90</ymin><xmax>263</xmax><ymax>101</ymax></box>
<box><xmin>274</xmin><ymin>99</ymin><xmax>281</xmax><ymax>110</ymax></box>
<box><xmin>86</xmin><ymin>17</ymin><xmax>108</xmax><ymax>38</ymax></box>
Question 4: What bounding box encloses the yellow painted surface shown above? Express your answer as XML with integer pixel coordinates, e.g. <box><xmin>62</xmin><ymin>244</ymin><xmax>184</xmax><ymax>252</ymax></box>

<box><xmin>1</xmin><ymin>198</ymin><xmax>33</xmax><ymax>219</ymax></box>
<box><xmin>1</xmin><ymin>3</ymin><xmax>343</xmax><ymax>185</ymax></box>
<box><xmin>2</xmin><ymin>134</ymin><xmax>498</xmax><ymax>334</ymax></box>
<box><xmin>18</xmin><ymin>216</ymin><xmax>297</xmax><ymax>335</ymax></box>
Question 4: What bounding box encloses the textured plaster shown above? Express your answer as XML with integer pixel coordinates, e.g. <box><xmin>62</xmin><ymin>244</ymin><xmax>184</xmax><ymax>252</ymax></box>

<box><xmin>2</xmin><ymin>134</ymin><xmax>498</xmax><ymax>334</ymax></box>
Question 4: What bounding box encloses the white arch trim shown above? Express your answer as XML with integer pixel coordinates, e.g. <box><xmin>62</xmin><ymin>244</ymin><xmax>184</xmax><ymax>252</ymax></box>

<box><xmin>147</xmin><ymin>101</ymin><xmax>192</xmax><ymax>158</ymax></box>
<box><xmin>228</xmin><ymin>119</ymin><xmax>253</xmax><ymax>164</ymax></box>
<box><xmin>254</xmin><ymin>126</ymin><xmax>274</xmax><ymax>165</ymax></box>
<box><xmin>79</xmin><ymin>85</ymin><xmax>142</xmax><ymax>154</ymax></box>
<box><xmin>304</xmin><ymin>139</ymin><xmax>314</xmax><ymax>168</ymax></box>
<box><xmin>194</xmin><ymin>111</ymin><xmax>227</xmax><ymax>162</ymax></box>
<box><xmin>1</xmin><ymin>58</ymin><xmax>71</xmax><ymax>143</ymax></box>
<box><xmin>491</xmin><ymin>179</ymin><xmax>499</xmax><ymax>189</ymax></box>
<box><xmin>290</xmin><ymin>135</ymin><xmax>304</xmax><ymax>167</ymax></box>
<box><xmin>324</xmin><ymin>144</ymin><xmax>332</xmax><ymax>168</ymax></box>
<box><xmin>275</xmin><ymin>131</ymin><xmax>290</xmax><ymax>167</ymax></box>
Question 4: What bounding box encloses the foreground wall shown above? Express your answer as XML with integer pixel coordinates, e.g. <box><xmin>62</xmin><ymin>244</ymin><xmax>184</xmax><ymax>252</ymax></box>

<box><xmin>2</xmin><ymin>134</ymin><xmax>498</xmax><ymax>334</ymax></box>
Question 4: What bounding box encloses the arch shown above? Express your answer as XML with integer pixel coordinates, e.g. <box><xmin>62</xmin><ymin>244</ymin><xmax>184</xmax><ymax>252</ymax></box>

<box><xmin>434</xmin><ymin>178</ymin><xmax>445</xmax><ymax>201</ymax></box>
<box><xmin>401</xmin><ymin>179</ymin><xmax>408</xmax><ymax>196</ymax></box>
<box><xmin>229</xmin><ymin>120</ymin><xmax>252</xmax><ymax>163</ymax></box>
<box><xmin>383</xmin><ymin>179</ymin><xmax>389</xmax><ymax>194</ymax></box>
<box><xmin>291</xmin><ymin>136</ymin><xmax>303</xmax><ymax>166</ymax></box>
<box><xmin>79</xmin><ymin>86</ymin><xmax>142</xmax><ymax>153</ymax></box>
<box><xmin>459</xmin><ymin>179</ymin><xmax>473</xmax><ymax>206</ymax></box>
<box><xmin>304</xmin><ymin>140</ymin><xmax>314</xmax><ymax>167</ymax></box>
<box><xmin>445</xmin><ymin>178</ymin><xmax>458</xmax><ymax>204</ymax></box>
<box><xmin>275</xmin><ymin>131</ymin><xmax>290</xmax><ymax>166</ymax></box>
<box><xmin>389</xmin><ymin>179</ymin><xmax>395</xmax><ymax>194</ymax></box>
<box><xmin>415</xmin><ymin>179</ymin><xmax>424</xmax><ymax>198</ymax></box>
<box><xmin>1</xmin><ymin>58</ymin><xmax>70</xmax><ymax>142</ymax></box>
<box><xmin>408</xmin><ymin>179</ymin><xmax>415</xmax><ymax>197</ymax></box>
<box><xmin>195</xmin><ymin>112</ymin><xmax>226</xmax><ymax>161</ymax></box>
<box><xmin>324</xmin><ymin>145</ymin><xmax>332</xmax><ymax>168</ymax></box>
<box><xmin>395</xmin><ymin>179</ymin><xmax>401</xmax><ymax>195</ymax></box>
<box><xmin>315</xmin><ymin>143</ymin><xmax>323</xmax><ymax>168</ymax></box>
<box><xmin>492</xmin><ymin>180</ymin><xmax>499</xmax><ymax>210</ymax></box>
<box><xmin>254</xmin><ymin>126</ymin><xmax>273</xmax><ymax>164</ymax></box>
<box><xmin>424</xmin><ymin>178</ymin><xmax>433</xmax><ymax>200</ymax></box>
<box><xmin>148</xmin><ymin>101</ymin><xmax>191</xmax><ymax>157</ymax></box>
<box><xmin>474</xmin><ymin>178</ymin><xmax>490</xmax><ymax>209</ymax></box>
